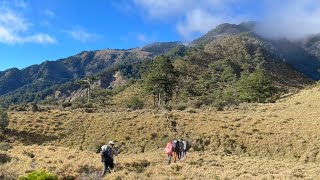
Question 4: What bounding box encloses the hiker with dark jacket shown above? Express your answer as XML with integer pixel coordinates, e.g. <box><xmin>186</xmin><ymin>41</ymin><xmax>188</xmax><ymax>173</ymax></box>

<box><xmin>101</xmin><ymin>141</ymin><xmax>118</xmax><ymax>177</ymax></box>
<box><xmin>172</xmin><ymin>140</ymin><xmax>179</xmax><ymax>163</ymax></box>
<box><xmin>183</xmin><ymin>140</ymin><xmax>187</xmax><ymax>158</ymax></box>
<box><xmin>178</xmin><ymin>139</ymin><xmax>184</xmax><ymax>160</ymax></box>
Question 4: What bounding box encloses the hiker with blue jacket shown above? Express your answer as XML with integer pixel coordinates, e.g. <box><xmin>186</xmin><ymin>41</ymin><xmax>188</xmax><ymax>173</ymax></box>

<box><xmin>101</xmin><ymin>141</ymin><xmax>118</xmax><ymax>177</ymax></box>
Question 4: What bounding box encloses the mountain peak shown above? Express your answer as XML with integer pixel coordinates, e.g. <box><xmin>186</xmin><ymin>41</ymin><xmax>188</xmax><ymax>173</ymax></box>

<box><xmin>190</xmin><ymin>22</ymin><xmax>256</xmax><ymax>46</ymax></box>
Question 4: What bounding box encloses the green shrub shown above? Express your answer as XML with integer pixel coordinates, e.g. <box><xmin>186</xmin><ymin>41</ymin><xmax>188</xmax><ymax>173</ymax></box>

<box><xmin>188</xmin><ymin>100</ymin><xmax>203</xmax><ymax>109</ymax></box>
<box><xmin>61</xmin><ymin>102</ymin><xmax>72</xmax><ymax>108</ymax></box>
<box><xmin>126</xmin><ymin>97</ymin><xmax>144</xmax><ymax>110</ymax></box>
<box><xmin>0</xmin><ymin>153</ymin><xmax>11</xmax><ymax>164</ymax></box>
<box><xmin>0</xmin><ymin>111</ymin><xmax>9</xmax><ymax>131</ymax></box>
<box><xmin>0</xmin><ymin>142</ymin><xmax>12</xmax><ymax>151</ymax></box>
<box><xmin>84</xmin><ymin>103</ymin><xmax>93</xmax><ymax>108</ymax></box>
<box><xmin>19</xmin><ymin>170</ymin><xmax>58</xmax><ymax>180</ymax></box>
<box><xmin>31</xmin><ymin>103</ymin><xmax>39</xmax><ymax>112</ymax></box>
<box><xmin>174</xmin><ymin>103</ymin><xmax>187</xmax><ymax>111</ymax></box>
<box><xmin>84</xmin><ymin>108</ymin><xmax>95</xmax><ymax>113</ymax></box>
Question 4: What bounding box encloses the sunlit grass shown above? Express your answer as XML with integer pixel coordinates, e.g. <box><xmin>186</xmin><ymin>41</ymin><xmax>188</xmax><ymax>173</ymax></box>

<box><xmin>1</xmin><ymin>85</ymin><xmax>320</xmax><ymax>179</ymax></box>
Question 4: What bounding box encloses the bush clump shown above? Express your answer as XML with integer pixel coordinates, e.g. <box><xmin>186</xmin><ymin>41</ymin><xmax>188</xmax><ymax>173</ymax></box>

<box><xmin>126</xmin><ymin>97</ymin><xmax>144</xmax><ymax>110</ymax></box>
<box><xmin>61</xmin><ymin>102</ymin><xmax>72</xmax><ymax>108</ymax></box>
<box><xmin>0</xmin><ymin>153</ymin><xmax>11</xmax><ymax>164</ymax></box>
<box><xmin>19</xmin><ymin>170</ymin><xmax>58</xmax><ymax>180</ymax></box>
<box><xmin>0</xmin><ymin>111</ymin><xmax>9</xmax><ymax>131</ymax></box>
<box><xmin>0</xmin><ymin>142</ymin><xmax>12</xmax><ymax>151</ymax></box>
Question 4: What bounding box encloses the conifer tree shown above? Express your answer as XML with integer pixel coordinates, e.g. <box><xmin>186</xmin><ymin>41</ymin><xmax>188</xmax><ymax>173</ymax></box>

<box><xmin>144</xmin><ymin>56</ymin><xmax>177</xmax><ymax>105</ymax></box>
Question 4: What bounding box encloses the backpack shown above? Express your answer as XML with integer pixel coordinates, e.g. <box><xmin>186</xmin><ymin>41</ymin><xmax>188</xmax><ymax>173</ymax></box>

<box><xmin>173</xmin><ymin>140</ymin><xmax>179</xmax><ymax>152</ymax></box>
<box><xmin>183</xmin><ymin>141</ymin><xmax>187</xmax><ymax>150</ymax></box>
<box><xmin>165</xmin><ymin>141</ymin><xmax>173</xmax><ymax>155</ymax></box>
<box><xmin>179</xmin><ymin>141</ymin><xmax>184</xmax><ymax>151</ymax></box>
<box><xmin>101</xmin><ymin>145</ymin><xmax>112</xmax><ymax>161</ymax></box>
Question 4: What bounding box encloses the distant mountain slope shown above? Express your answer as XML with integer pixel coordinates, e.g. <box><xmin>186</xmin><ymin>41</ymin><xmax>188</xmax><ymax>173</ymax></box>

<box><xmin>296</xmin><ymin>34</ymin><xmax>320</xmax><ymax>58</ymax></box>
<box><xmin>141</xmin><ymin>41</ymin><xmax>183</xmax><ymax>55</ymax></box>
<box><xmin>190</xmin><ymin>22</ymin><xmax>320</xmax><ymax>80</ymax></box>
<box><xmin>0</xmin><ymin>49</ymin><xmax>153</xmax><ymax>96</ymax></box>
<box><xmin>203</xmin><ymin>35</ymin><xmax>313</xmax><ymax>89</ymax></box>
<box><xmin>270</xmin><ymin>39</ymin><xmax>320</xmax><ymax>80</ymax></box>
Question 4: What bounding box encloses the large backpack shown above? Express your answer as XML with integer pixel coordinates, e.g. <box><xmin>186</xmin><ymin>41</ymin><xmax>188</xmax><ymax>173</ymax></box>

<box><xmin>165</xmin><ymin>141</ymin><xmax>173</xmax><ymax>155</ymax></box>
<box><xmin>173</xmin><ymin>140</ymin><xmax>179</xmax><ymax>152</ymax></box>
<box><xmin>101</xmin><ymin>145</ymin><xmax>112</xmax><ymax>161</ymax></box>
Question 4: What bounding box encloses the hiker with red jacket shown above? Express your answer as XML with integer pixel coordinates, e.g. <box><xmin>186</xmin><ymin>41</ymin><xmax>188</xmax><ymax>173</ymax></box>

<box><xmin>100</xmin><ymin>141</ymin><xmax>118</xmax><ymax>177</ymax></box>
<box><xmin>165</xmin><ymin>140</ymin><xmax>174</xmax><ymax>164</ymax></box>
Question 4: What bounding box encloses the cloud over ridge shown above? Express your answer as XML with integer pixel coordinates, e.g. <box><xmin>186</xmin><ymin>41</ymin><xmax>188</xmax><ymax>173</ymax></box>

<box><xmin>0</xmin><ymin>2</ymin><xmax>56</xmax><ymax>45</ymax></box>
<box><xmin>134</xmin><ymin>0</ymin><xmax>320</xmax><ymax>40</ymax></box>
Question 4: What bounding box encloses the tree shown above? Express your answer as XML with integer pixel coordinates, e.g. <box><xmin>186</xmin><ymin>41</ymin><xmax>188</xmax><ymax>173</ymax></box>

<box><xmin>0</xmin><ymin>111</ymin><xmax>9</xmax><ymax>131</ymax></box>
<box><xmin>91</xmin><ymin>88</ymin><xmax>113</xmax><ymax>107</ymax></box>
<box><xmin>144</xmin><ymin>56</ymin><xmax>177</xmax><ymax>105</ymax></box>
<box><xmin>76</xmin><ymin>79</ymin><xmax>92</xmax><ymax>103</ymax></box>
<box><xmin>236</xmin><ymin>68</ymin><xmax>276</xmax><ymax>103</ymax></box>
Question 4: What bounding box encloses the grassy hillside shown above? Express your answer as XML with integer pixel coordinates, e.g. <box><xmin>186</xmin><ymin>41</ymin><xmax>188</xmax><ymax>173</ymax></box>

<box><xmin>1</xmin><ymin>83</ymin><xmax>320</xmax><ymax>179</ymax></box>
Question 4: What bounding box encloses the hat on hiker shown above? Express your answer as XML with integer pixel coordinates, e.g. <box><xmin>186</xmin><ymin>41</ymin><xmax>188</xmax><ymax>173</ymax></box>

<box><xmin>109</xmin><ymin>141</ymin><xmax>115</xmax><ymax>145</ymax></box>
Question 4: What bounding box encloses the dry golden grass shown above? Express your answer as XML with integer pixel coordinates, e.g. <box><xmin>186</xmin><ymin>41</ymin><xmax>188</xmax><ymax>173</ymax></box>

<box><xmin>2</xmin><ymin>146</ymin><xmax>320</xmax><ymax>179</ymax></box>
<box><xmin>112</xmin><ymin>83</ymin><xmax>154</xmax><ymax>107</ymax></box>
<box><xmin>2</xmin><ymin>84</ymin><xmax>320</xmax><ymax>179</ymax></box>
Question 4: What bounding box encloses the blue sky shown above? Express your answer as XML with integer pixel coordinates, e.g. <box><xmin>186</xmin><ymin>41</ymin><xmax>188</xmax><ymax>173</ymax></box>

<box><xmin>1</xmin><ymin>0</ymin><xmax>320</xmax><ymax>71</ymax></box>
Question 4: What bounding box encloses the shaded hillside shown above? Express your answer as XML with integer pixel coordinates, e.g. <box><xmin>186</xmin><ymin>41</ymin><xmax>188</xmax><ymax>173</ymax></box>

<box><xmin>270</xmin><ymin>39</ymin><xmax>320</xmax><ymax>80</ymax></box>
<box><xmin>296</xmin><ymin>34</ymin><xmax>320</xmax><ymax>58</ymax></box>
<box><xmin>141</xmin><ymin>41</ymin><xmax>184</xmax><ymax>55</ymax></box>
<box><xmin>0</xmin><ymin>68</ymin><xmax>32</xmax><ymax>95</ymax></box>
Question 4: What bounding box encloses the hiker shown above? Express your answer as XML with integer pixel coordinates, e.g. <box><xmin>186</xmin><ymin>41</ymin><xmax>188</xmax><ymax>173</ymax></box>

<box><xmin>182</xmin><ymin>140</ymin><xmax>187</xmax><ymax>158</ymax></box>
<box><xmin>172</xmin><ymin>140</ymin><xmax>179</xmax><ymax>163</ymax></box>
<box><xmin>165</xmin><ymin>140</ymin><xmax>174</xmax><ymax>164</ymax></box>
<box><xmin>100</xmin><ymin>141</ymin><xmax>118</xmax><ymax>177</ymax></box>
<box><xmin>178</xmin><ymin>139</ymin><xmax>184</xmax><ymax>160</ymax></box>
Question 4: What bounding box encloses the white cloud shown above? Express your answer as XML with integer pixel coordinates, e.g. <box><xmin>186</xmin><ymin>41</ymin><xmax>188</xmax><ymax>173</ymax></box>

<box><xmin>177</xmin><ymin>9</ymin><xmax>222</xmax><ymax>39</ymax></box>
<box><xmin>24</xmin><ymin>33</ymin><xmax>56</xmax><ymax>44</ymax></box>
<box><xmin>66</xmin><ymin>29</ymin><xmax>100</xmax><ymax>43</ymax></box>
<box><xmin>256</xmin><ymin>0</ymin><xmax>320</xmax><ymax>39</ymax></box>
<box><xmin>135</xmin><ymin>0</ymin><xmax>320</xmax><ymax>40</ymax></box>
<box><xmin>0</xmin><ymin>8</ymin><xmax>56</xmax><ymax>44</ymax></box>
<box><xmin>134</xmin><ymin>0</ymin><xmax>248</xmax><ymax>39</ymax></box>
<box><xmin>44</xmin><ymin>9</ymin><xmax>56</xmax><ymax>18</ymax></box>
<box><xmin>0</xmin><ymin>9</ymin><xmax>29</xmax><ymax>31</ymax></box>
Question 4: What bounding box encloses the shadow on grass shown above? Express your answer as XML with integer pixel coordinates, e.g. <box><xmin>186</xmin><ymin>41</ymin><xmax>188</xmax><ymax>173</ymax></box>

<box><xmin>7</xmin><ymin>129</ymin><xmax>58</xmax><ymax>145</ymax></box>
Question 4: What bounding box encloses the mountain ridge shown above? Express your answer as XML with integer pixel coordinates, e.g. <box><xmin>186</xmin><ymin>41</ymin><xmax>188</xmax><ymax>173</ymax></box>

<box><xmin>1</xmin><ymin>22</ymin><xmax>320</xmax><ymax>107</ymax></box>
